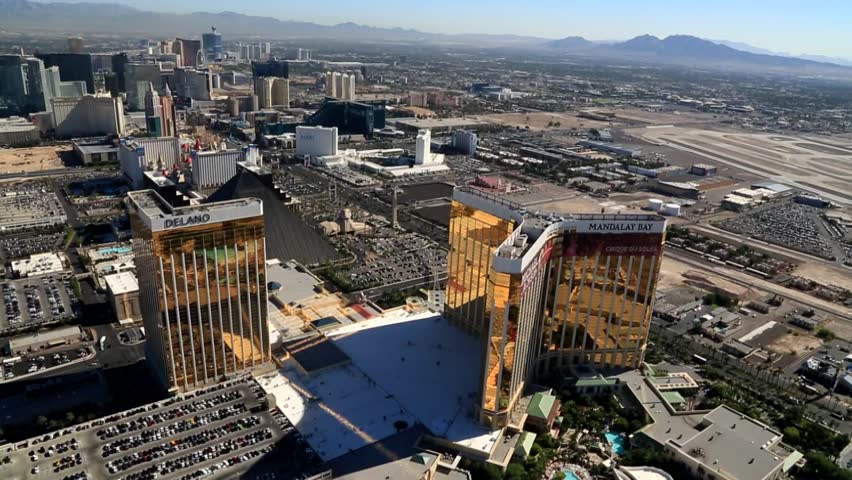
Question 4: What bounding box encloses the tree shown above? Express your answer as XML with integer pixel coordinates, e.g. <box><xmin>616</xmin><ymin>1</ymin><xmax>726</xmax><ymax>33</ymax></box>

<box><xmin>461</xmin><ymin>459</ymin><xmax>503</xmax><ymax>480</ymax></box>
<box><xmin>530</xmin><ymin>443</ymin><xmax>543</xmax><ymax>457</ymax></box>
<box><xmin>782</xmin><ymin>426</ymin><xmax>800</xmax><ymax>444</ymax></box>
<box><xmin>817</xmin><ymin>328</ymin><xmax>837</xmax><ymax>341</ymax></box>
<box><xmin>505</xmin><ymin>463</ymin><xmax>527</xmax><ymax>480</ymax></box>
<box><xmin>799</xmin><ymin>451</ymin><xmax>852</xmax><ymax>480</ymax></box>
<box><xmin>612</xmin><ymin>416</ymin><xmax>630</xmax><ymax>432</ymax></box>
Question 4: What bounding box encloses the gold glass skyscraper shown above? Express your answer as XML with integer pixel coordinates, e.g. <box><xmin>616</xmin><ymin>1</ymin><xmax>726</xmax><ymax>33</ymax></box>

<box><xmin>128</xmin><ymin>190</ymin><xmax>270</xmax><ymax>393</ymax></box>
<box><xmin>446</xmin><ymin>188</ymin><xmax>666</xmax><ymax>427</ymax></box>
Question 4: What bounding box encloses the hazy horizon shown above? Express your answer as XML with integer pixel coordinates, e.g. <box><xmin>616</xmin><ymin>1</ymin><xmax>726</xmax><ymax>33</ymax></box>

<box><xmin>25</xmin><ymin>0</ymin><xmax>852</xmax><ymax>59</ymax></box>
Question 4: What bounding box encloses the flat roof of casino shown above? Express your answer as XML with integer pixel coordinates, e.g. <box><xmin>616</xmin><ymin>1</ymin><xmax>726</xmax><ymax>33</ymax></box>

<box><xmin>256</xmin><ymin>309</ymin><xmax>503</xmax><ymax>462</ymax></box>
<box><xmin>127</xmin><ymin>190</ymin><xmax>262</xmax><ymax>232</ymax></box>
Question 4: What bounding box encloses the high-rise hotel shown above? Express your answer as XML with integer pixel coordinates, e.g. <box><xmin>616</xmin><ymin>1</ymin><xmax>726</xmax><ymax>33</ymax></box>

<box><xmin>128</xmin><ymin>190</ymin><xmax>271</xmax><ymax>393</ymax></box>
<box><xmin>445</xmin><ymin>187</ymin><xmax>666</xmax><ymax>427</ymax></box>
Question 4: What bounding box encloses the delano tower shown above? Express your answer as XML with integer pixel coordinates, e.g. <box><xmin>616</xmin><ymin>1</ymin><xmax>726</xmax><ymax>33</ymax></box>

<box><xmin>128</xmin><ymin>190</ymin><xmax>271</xmax><ymax>393</ymax></box>
<box><xmin>445</xmin><ymin>187</ymin><xmax>666</xmax><ymax>427</ymax></box>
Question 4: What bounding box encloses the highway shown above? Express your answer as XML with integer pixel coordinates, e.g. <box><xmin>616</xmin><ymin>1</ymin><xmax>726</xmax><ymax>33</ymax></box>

<box><xmin>663</xmin><ymin>249</ymin><xmax>852</xmax><ymax>322</ymax></box>
<box><xmin>0</xmin><ymin>166</ymin><xmax>105</xmax><ymax>181</ymax></box>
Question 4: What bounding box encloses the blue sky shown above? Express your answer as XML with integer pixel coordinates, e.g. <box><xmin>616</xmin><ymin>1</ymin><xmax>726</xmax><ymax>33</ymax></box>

<box><xmin>50</xmin><ymin>0</ymin><xmax>851</xmax><ymax>58</ymax></box>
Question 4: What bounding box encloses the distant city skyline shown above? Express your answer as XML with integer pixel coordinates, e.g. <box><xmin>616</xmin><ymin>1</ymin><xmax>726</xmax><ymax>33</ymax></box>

<box><xmin>36</xmin><ymin>0</ymin><xmax>852</xmax><ymax>59</ymax></box>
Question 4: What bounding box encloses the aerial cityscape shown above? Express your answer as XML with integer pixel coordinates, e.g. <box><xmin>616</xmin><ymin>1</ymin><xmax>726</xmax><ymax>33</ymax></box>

<box><xmin>1</xmin><ymin>1</ymin><xmax>852</xmax><ymax>479</ymax></box>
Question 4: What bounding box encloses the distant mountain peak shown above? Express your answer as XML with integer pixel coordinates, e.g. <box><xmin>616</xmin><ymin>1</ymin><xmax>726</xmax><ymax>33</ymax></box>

<box><xmin>545</xmin><ymin>32</ymin><xmax>851</xmax><ymax>72</ymax></box>
<box><xmin>545</xmin><ymin>36</ymin><xmax>594</xmax><ymax>48</ymax></box>
<box><xmin>2</xmin><ymin>0</ymin><xmax>851</xmax><ymax>73</ymax></box>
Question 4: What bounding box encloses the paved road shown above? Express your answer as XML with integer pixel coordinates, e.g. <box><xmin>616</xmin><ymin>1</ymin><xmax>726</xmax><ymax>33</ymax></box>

<box><xmin>5</xmin><ymin>324</ymin><xmax>145</xmax><ymax>383</ymax></box>
<box><xmin>52</xmin><ymin>180</ymin><xmax>83</xmax><ymax>229</ymax></box>
<box><xmin>91</xmin><ymin>324</ymin><xmax>146</xmax><ymax>370</ymax></box>
<box><xmin>664</xmin><ymin>249</ymin><xmax>852</xmax><ymax>322</ymax></box>
<box><xmin>0</xmin><ymin>166</ymin><xmax>111</xmax><ymax>181</ymax></box>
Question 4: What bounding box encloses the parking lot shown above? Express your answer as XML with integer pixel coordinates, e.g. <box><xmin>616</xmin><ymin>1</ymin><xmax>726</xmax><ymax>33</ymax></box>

<box><xmin>330</xmin><ymin>230</ymin><xmax>447</xmax><ymax>291</ymax></box>
<box><xmin>0</xmin><ymin>275</ymin><xmax>79</xmax><ymax>331</ymax></box>
<box><xmin>0</xmin><ymin>378</ymin><xmax>330</xmax><ymax>480</ymax></box>
<box><xmin>0</xmin><ymin>181</ymin><xmax>67</xmax><ymax>233</ymax></box>
<box><xmin>2</xmin><ymin>345</ymin><xmax>94</xmax><ymax>382</ymax></box>
<box><xmin>719</xmin><ymin>200</ymin><xmax>843</xmax><ymax>261</ymax></box>
<box><xmin>0</xmin><ymin>232</ymin><xmax>65</xmax><ymax>261</ymax></box>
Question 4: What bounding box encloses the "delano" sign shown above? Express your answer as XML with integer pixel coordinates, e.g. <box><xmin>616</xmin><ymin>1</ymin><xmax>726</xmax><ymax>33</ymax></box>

<box><xmin>164</xmin><ymin>213</ymin><xmax>211</xmax><ymax>229</ymax></box>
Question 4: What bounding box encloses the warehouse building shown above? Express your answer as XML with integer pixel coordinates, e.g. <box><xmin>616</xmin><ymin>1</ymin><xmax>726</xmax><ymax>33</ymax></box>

<box><xmin>0</xmin><ymin>117</ymin><xmax>40</xmax><ymax>146</ymax></box>
<box><xmin>653</xmin><ymin>180</ymin><xmax>699</xmax><ymax>199</ymax></box>
<box><xmin>5</xmin><ymin>326</ymin><xmax>84</xmax><ymax>355</ymax></box>
<box><xmin>577</xmin><ymin>140</ymin><xmax>642</xmax><ymax>158</ymax></box>
<box><xmin>11</xmin><ymin>252</ymin><xmax>67</xmax><ymax>278</ymax></box>
<box><xmin>72</xmin><ymin>137</ymin><xmax>119</xmax><ymax>164</ymax></box>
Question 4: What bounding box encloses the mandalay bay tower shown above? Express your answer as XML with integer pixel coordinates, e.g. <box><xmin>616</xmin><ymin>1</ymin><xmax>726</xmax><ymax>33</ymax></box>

<box><xmin>445</xmin><ymin>187</ymin><xmax>666</xmax><ymax>427</ymax></box>
<box><xmin>128</xmin><ymin>190</ymin><xmax>270</xmax><ymax>393</ymax></box>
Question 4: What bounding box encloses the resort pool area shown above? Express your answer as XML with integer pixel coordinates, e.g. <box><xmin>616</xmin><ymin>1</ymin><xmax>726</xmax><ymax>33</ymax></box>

<box><xmin>563</xmin><ymin>471</ymin><xmax>579</xmax><ymax>480</ymax></box>
<box><xmin>97</xmin><ymin>246</ymin><xmax>132</xmax><ymax>255</ymax></box>
<box><xmin>605</xmin><ymin>431</ymin><xmax>626</xmax><ymax>455</ymax></box>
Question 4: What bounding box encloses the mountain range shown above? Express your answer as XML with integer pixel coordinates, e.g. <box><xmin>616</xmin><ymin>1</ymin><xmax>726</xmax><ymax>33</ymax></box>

<box><xmin>543</xmin><ymin>34</ymin><xmax>851</xmax><ymax>73</ymax></box>
<box><xmin>711</xmin><ymin>39</ymin><xmax>852</xmax><ymax>67</ymax></box>
<box><xmin>1</xmin><ymin>0</ymin><xmax>850</xmax><ymax>75</ymax></box>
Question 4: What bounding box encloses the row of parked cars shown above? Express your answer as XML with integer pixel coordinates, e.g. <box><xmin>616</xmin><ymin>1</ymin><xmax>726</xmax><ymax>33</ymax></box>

<box><xmin>28</xmin><ymin>438</ymin><xmax>78</xmax><ymax>462</ymax></box>
<box><xmin>101</xmin><ymin>403</ymin><xmax>250</xmax><ymax>458</ymax></box>
<box><xmin>96</xmin><ymin>390</ymin><xmax>244</xmax><ymax>441</ymax></box>
<box><xmin>121</xmin><ymin>429</ymin><xmax>274</xmax><ymax>480</ymax></box>
<box><xmin>178</xmin><ymin>444</ymin><xmax>277</xmax><ymax>480</ymax></box>
<box><xmin>103</xmin><ymin>405</ymin><xmax>253</xmax><ymax>464</ymax></box>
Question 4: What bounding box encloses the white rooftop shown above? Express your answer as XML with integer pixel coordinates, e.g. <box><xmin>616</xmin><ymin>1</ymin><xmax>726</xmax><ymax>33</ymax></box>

<box><xmin>256</xmin><ymin>364</ymin><xmax>416</xmax><ymax>461</ymax></box>
<box><xmin>11</xmin><ymin>252</ymin><xmax>65</xmax><ymax>277</ymax></box>
<box><xmin>329</xmin><ymin>310</ymin><xmax>499</xmax><ymax>455</ymax></box>
<box><xmin>617</xmin><ymin>466</ymin><xmax>674</xmax><ymax>480</ymax></box>
<box><xmin>257</xmin><ymin>309</ymin><xmax>501</xmax><ymax>461</ymax></box>
<box><xmin>104</xmin><ymin>271</ymin><xmax>139</xmax><ymax>295</ymax></box>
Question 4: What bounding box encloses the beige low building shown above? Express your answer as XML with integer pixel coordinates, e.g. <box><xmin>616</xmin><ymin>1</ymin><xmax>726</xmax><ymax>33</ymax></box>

<box><xmin>104</xmin><ymin>271</ymin><xmax>141</xmax><ymax>324</ymax></box>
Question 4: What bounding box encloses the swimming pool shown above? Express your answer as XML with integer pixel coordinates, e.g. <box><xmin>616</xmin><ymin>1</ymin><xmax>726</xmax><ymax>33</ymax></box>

<box><xmin>605</xmin><ymin>431</ymin><xmax>626</xmax><ymax>455</ymax></box>
<box><xmin>98</xmin><ymin>246</ymin><xmax>132</xmax><ymax>255</ymax></box>
<box><xmin>563</xmin><ymin>471</ymin><xmax>579</xmax><ymax>480</ymax></box>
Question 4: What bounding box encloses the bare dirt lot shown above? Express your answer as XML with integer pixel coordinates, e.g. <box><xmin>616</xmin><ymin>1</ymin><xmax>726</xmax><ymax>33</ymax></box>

<box><xmin>824</xmin><ymin>320</ymin><xmax>852</xmax><ymax>343</ymax></box>
<box><xmin>595</xmin><ymin>108</ymin><xmax>718</xmax><ymax>126</ymax></box>
<box><xmin>764</xmin><ymin>332</ymin><xmax>822</xmax><ymax>356</ymax></box>
<box><xmin>0</xmin><ymin>146</ymin><xmax>69</xmax><ymax>173</ymax></box>
<box><xmin>474</xmin><ymin>112</ymin><xmax>609</xmax><ymax>131</ymax></box>
<box><xmin>658</xmin><ymin>256</ymin><xmax>754</xmax><ymax>299</ymax></box>
<box><xmin>794</xmin><ymin>263</ymin><xmax>852</xmax><ymax>292</ymax></box>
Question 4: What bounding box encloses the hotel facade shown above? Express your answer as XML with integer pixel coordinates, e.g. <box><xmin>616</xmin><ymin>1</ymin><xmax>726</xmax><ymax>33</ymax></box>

<box><xmin>445</xmin><ymin>188</ymin><xmax>666</xmax><ymax>427</ymax></box>
<box><xmin>128</xmin><ymin>190</ymin><xmax>271</xmax><ymax>392</ymax></box>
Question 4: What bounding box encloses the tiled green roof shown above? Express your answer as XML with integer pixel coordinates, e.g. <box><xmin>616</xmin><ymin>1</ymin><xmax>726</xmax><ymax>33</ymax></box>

<box><xmin>783</xmin><ymin>450</ymin><xmax>803</xmax><ymax>472</ymax></box>
<box><xmin>575</xmin><ymin>377</ymin><xmax>617</xmax><ymax>387</ymax></box>
<box><xmin>527</xmin><ymin>392</ymin><xmax>556</xmax><ymax>419</ymax></box>
<box><xmin>515</xmin><ymin>432</ymin><xmax>537</xmax><ymax>457</ymax></box>
<box><xmin>661</xmin><ymin>391</ymin><xmax>686</xmax><ymax>405</ymax></box>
